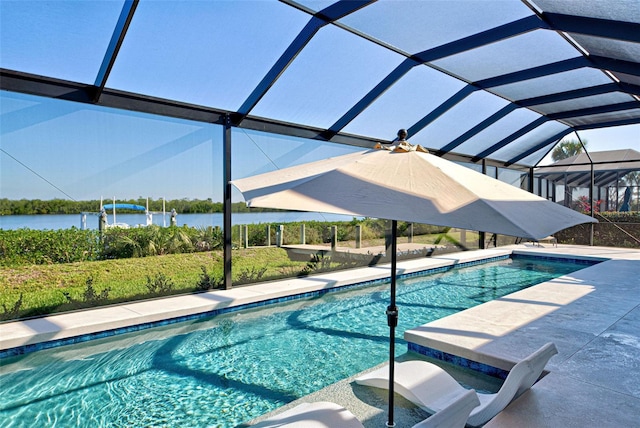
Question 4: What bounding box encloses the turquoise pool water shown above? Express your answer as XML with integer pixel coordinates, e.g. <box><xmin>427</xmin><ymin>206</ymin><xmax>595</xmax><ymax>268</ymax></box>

<box><xmin>0</xmin><ymin>256</ymin><xmax>590</xmax><ymax>427</ymax></box>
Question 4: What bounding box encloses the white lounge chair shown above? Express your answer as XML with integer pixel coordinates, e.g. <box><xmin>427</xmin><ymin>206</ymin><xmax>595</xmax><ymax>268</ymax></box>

<box><xmin>250</xmin><ymin>401</ymin><xmax>364</xmax><ymax>428</ymax></box>
<box><xmin>515</xmin><ymin>342</ymin><xmax>559</xmax><ymax>396</ymax></box>
<box><xmin>250</xmin><ymin>395</ymin><xmax>479</xmax><ymax>428</ymax></box>
<box><xmin>355</xmin><ymin>342</ymin><xmax>558</xmax><ymax>427</ymax></box>
<box><xmin>534</xmin><ymin>235</ymin><xmax>557</xmax><ymax>247</ymax></box>
<box><xmin>412</xmin><ymin>389</ymin><xmax>480</xmax><ymax>428</ymax></box>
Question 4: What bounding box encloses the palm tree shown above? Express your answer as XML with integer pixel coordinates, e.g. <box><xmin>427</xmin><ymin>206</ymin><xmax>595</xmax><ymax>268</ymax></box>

<box><xmin>551</xmin><ymin>138</ymin><xmax>588</xmax><ymax>162</ymax></box>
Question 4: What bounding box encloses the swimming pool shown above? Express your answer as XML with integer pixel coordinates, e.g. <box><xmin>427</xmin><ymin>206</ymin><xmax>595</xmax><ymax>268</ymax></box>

<box><xmin>0</xmin><ymin>255</ymin><xmax>594</xmax><ymax>427</ymax></box>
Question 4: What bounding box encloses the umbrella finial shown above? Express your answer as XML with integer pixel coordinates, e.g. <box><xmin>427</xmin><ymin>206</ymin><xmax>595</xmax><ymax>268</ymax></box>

<box><xmin>373</xmin><ymin>129</ymin><xmax>408</xmax><ymax>149</ymax></box>
<box><xmin>374</xmin><ymin>129</ymin><xmax>429</xmax><ymax>153</ymax></box>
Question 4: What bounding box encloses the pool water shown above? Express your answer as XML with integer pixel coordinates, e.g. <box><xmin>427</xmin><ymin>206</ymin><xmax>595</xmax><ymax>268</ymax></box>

<box><xmin>0</xmin><ymin>256</ymin><xmax>589</xmax><ymax>427</ymax></box>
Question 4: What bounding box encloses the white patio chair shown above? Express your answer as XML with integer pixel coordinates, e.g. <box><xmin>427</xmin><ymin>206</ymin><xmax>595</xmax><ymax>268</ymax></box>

<box><xmin>411</xmin><ymin>389</ymin><xmax>480</xmax><ymax>428</ymax></box>
<box><xmin>355</xmin><ymin>342</ymin><xmax>558</xmax><ymax>427</ymax></box>
<box><xmin>250</xmin><ymin>394</ymin><xmax>479</xmax><ymax>428</ymax></box>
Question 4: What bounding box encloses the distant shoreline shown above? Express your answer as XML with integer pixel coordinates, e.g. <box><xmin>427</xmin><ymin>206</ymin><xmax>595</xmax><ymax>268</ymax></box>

<box><xmin>0</xmin><ymin>212</ymin><xmax>363</xmax><ymax>231</ymax></box>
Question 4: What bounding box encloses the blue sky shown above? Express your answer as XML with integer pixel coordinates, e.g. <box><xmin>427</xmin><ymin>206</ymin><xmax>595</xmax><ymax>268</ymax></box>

<box><xmin>1</xmin><ymin>1</ymin><xmax>638</xmax><ymax>202</ymax></box>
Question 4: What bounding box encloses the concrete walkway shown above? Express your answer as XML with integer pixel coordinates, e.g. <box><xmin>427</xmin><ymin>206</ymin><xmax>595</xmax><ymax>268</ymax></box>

<box><xmin>2</xmin><ymin>244</ymin><xmax>639</xmax><ymax>427</ymax></box>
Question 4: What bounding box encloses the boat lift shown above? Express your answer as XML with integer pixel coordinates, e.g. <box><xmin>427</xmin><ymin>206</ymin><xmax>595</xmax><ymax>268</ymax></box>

<box><xmin>80</xmin><ymin>198</ymin><xmax>173</xmax><ymax>230</ymax></box>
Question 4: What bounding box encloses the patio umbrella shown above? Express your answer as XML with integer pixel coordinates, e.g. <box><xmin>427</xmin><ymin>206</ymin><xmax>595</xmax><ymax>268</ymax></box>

<box><xmin>231</xmin><ymin>144</ymin><xmax>596</xmax><ymax>427</ymax></box>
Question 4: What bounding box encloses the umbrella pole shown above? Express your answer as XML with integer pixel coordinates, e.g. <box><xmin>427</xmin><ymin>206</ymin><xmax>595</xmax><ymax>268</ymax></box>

<box><xmin>386</xmin><ymin>220</ymin><xmax>398</xmax><ymax>427</ymax></box>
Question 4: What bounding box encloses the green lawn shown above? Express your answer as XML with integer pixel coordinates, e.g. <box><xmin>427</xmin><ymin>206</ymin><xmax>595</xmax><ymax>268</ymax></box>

<box><xmin>0</xmin><ymin>247</ymin><xmax>308</xmax><ymax>321</ymax></box>
<box><xmin>0</xmin><ymin>230</ymin><xmax>481</xmax><ymax>322</ymax></box>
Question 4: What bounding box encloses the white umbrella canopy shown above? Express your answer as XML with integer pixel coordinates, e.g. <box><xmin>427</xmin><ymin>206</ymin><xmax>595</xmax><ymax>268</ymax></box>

<box><xmin>232</xmin><ymin>148</ymin><xmax>596</xmax><ymax>241</ymax></box>
<box><xmin>231</xmin><ymin>146</ymin><xmax>596</xmax><ymax>427</ymax></box>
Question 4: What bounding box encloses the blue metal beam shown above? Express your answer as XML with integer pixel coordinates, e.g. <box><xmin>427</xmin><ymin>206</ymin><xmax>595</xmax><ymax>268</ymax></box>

<box><xmin>314</xmin><ymin>0</ymin><xmax>373</xmax><ymax>20</ymax></box>
<box><xmin>544</xmin><ymin>13</ymin><xmax>640</xmax><ymax>43</ymax></box>
<box><xmin>589</xmin><ymin>56</ymin><xmax>640</xmax><ymax>78</ymax></box>
<box><xmin>516</xmin><ymin>83</ymin><xmax>620</xmax><ymax>107</ymax></box>
<box><xmin>236</xmin><ymin>1</ymin><xmax>374</xmax><ymax>122</ymax></box>
<box><xmin>619</xmin><ymin>82</ymin><xmax>640</xmax><ymax>97</ymax></box>
<box><xmin>574</xmin><ymin>117</ymin><xmax>640</xmax><ymax>130</ymax></box>
<box><xmin>475</xmin><ymin>57</ymin><xmax>590</xmax><ymax>89</ymax></box>
<box><xmin>574</xmin><ymin>171</ymin><xmax>617</xmax><ymax>188</ymax></box>
<box><xmin>93</xmin><ymin>0</ymin><xmax>138</xmax><ymax>102</ymax></box>
<box><xmin>471</xmin><ymin>116</ymin><xmax>549</xmax><ymax>162</ymax></box>
<box><xmin>407</xmin><ymin>85</ymin><xmax>478</xmax><ymax>139</ymax></box>
<box><xmin>438</xmin><ymin>104</ymin><xmax>518</xmax><ymax>154</ymax></box>
<box><xmin>413</xmin><ymin>15</ymin><xmax>545</xmax><ymax>63</ymax></box>
<box><xmin>236</xmin><ymin>16</ymin><xmax>326</xmax><ymax>120</ymax></box>
<box><xmin>324</xmin><ymin>58</ymin><xmax>419</xmax><ymax>139</ymax></box>
<box><xmin>505</xmin><ymin>129</ymin><xmax>573</xmax><ymax>166</ymax></box>
<box><xmin>547</xmin><ymin>101</ymin><xmax>639</xmax><ymax>120</ymax></box>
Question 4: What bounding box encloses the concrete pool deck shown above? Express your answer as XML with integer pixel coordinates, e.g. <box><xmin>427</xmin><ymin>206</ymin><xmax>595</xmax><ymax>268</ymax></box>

<box><xmin>2</xmin><ymin>244</ymin><xmax>639</xmax><ymax>426</ymax></box>
<box><xmin>405</xmin><ymin>244</ymin><xmax>640</xmax><ymax>427</ymax></box>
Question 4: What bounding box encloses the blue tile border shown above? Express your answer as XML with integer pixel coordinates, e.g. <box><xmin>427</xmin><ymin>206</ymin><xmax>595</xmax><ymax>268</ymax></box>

<box><xmin>0</xmin><ymin>253</ymin><xmax>598</xmax><ymax>359</ymax></box>
<box><xmin>407</xmin><ymin>342</ymin><xmax>510</xmax><ymax>380</ymax></box>
<box><xmin>512</xmin><ymin>253</ymin><xmax>602</xmax><ymax>266</ymax></box>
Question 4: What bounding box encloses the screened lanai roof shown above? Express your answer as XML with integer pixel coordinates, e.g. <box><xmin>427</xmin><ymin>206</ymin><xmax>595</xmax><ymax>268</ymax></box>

<box><xmin>535</xmin><ymin>149</ymin><xmax>640</xmax><ymax>187</ymax></box>
<box><xmin>1</xmin><ymin>0</ymin><xmax>639</xmax><ymax>168</ymax></box>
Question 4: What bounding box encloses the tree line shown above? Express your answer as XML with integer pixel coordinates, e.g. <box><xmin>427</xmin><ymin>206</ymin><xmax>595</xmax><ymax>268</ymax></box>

<box><xmin>0</xmin><ymin>198</ymin><xmax>268</xmax><ymax>216</ymax></box>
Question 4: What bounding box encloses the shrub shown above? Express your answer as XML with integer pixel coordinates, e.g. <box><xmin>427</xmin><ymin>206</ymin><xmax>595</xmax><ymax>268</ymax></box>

<box><xmin>145</xmin><ymin>272</ymin><xmax>175</xmax><ymax>294</ymax></box>
<box><xmin>0</xmin><ymin>228</ymin><xmax>101</xmax><ymax>267</ymax></box>
<box><xmin>556</xmin><ymin>218</ymin><xmax>640</xmax><ymax>248</ymax></box>
<box><xmin>197</xmin><ymin>266</ymin><xmax>223</xmax><ymax>290</ymax></box>
<box><xmin>194</xmin><ymin>226</ymin><xmax>223</xmax><ymax>251</ymax></box>
<box><xmin>62</xmin><ymin>276</ymin><xmax>111</xmax><ymax>306</ymax></box>
<box><xmin>598</xmin><ymin>212</ymin><xmax>640</xmax><ymax>223</ymax></box>
<box><xmin>236</xmin><ymin>266</ymin><xmax>267</xmax><ymax>284</ymax></box>
<box><xmin>101</xmin><ymin>225</ymin><xmax>197</xmax><ymax>259</ymax></box>
<box><xmin>1</xmin><ymin>293</ymin><xmax>24</xmax><ymax>320</ymax></box>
